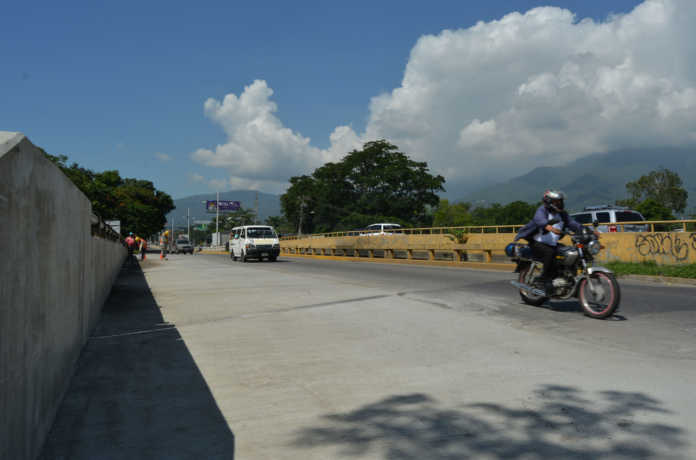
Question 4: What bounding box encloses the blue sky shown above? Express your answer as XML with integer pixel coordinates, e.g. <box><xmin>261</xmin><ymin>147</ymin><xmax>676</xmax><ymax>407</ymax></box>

<box><xmin>5</xmin><ymin>0</ymin><xmax>687</xmax><ymax>200</ymax></box>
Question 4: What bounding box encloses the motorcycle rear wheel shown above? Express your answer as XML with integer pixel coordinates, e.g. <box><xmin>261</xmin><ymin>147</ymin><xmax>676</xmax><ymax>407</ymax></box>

<box><xmin>578</xmin><ymin>272</ymin><xmax>620</xmax><ymax>319</ymax></box>
<box><xmin>518</xmin><ymin>265</ymin><xmax>547</xmax><ymax>306</ymax></box>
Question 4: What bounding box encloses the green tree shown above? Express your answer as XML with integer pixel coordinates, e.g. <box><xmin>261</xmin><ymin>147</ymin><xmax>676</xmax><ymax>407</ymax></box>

<box><xmin>265</xmin><ymin>215</ymin><xmax>294</xmax><ymax>235</ymax></box>
<box><xmin>281</xmin><ymin>140</ymin><xmax>445</xmax><ymax>232</ymax></box>
<box><xmin>634</xmin><ymin>198</ymin><xmax>675</xmax><ymax>221</ymax></box>
<box><xmin>432</xmin><ymin>199</ymin><xmax>473</xmax><ymax>227</ymax></box>
<box><xmin>619</xmin><ymin>168</ymin><xmax>688</xmax><ymax>215</ymax></box>
<box><xmin>44</xmin><ymin>152</ymin><xmax>174</xmax><ymax>237</ymax></box>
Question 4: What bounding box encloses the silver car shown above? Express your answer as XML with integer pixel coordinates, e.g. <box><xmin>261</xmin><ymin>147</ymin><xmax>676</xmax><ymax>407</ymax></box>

<box><xmin>570</xmin><ymin>206</ymin><xmax>648</xmax><ymax>232</ymax></box>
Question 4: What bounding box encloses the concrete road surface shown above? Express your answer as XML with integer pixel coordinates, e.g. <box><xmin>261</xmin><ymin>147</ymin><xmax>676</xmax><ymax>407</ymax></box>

<box><xmin>41</xmin><ymin>254</ymin><xmax>696</xmax><ymax>459</ymax></box>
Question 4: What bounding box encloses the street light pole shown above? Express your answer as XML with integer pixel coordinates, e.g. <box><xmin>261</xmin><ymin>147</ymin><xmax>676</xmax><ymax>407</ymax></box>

<box><xmin>215</xmin><ymin>190</ymin><xmax>219</xmax><ymax>246</ymax></box>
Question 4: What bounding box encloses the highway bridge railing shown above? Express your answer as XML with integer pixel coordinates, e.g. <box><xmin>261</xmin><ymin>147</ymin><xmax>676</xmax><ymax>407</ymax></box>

<box><xmin>280</xmin><ymin>220</ymin><xmax>696</xmax><ymax>266</ymax></box>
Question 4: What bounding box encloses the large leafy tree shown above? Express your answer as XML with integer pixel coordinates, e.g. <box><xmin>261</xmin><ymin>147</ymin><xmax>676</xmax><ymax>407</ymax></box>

<box><xmin>433</xmin><ymin>200</ymin><xmax>538</xmax><ymax>227</ymax></box>
<box><xmin>281</xmin><ymin>140</ymin><xmax>445</xmax><ymax>232</ymax></box>
<box><xmin>618</xmin><ymin>168</ymin><xmax>688</xmax><ymax>216</ymax></box>
<box><xmin>44</xmin><ymin>152</ymin><xmax>174</xmax><ymax>237</ymax></box>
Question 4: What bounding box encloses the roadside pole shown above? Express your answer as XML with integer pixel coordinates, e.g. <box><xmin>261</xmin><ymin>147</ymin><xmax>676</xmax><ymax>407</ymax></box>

<box><xmin>216</xmin><ymin>191</ymin><xmax>219</xmax><ymax>247</ymax></box>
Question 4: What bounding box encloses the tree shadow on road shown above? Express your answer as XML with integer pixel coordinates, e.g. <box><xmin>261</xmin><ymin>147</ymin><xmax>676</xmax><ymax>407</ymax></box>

<box><xmin>39</xmin><ymin>262</ymin><xmax>236</xmax><ymax>460</ymax></box>
<box><xmin>292</xmin><ymin>385</ymin><xmax>684</xmax><ymax>459</ymax></box>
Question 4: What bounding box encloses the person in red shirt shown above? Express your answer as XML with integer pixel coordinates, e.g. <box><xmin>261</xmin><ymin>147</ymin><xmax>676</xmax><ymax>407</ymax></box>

<box><xmin>125</xmin><ymin>232</ymin><xmax>136</xmax><ymax>266</ymax></box>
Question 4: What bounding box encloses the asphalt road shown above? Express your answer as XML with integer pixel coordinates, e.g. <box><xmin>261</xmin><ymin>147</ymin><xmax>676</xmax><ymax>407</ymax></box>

<box><xmin>207</xmin><ymin>254</ymin><xmax>696</xmax><ymax>362</ymax></box>
<box><xmin>42</xmin><ymin>253</ymin><xmax>696</xmax><ymax>459</ymax></box>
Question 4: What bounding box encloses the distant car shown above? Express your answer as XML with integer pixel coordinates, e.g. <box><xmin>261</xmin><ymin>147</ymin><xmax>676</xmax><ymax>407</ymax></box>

<box><xmin>361</xmin><ymin>223</ymin><xmax>402</xmax><ymax>236</ymax></box>
<box><xmin>570</xmin><ymin>206</ymin><xmax>648</xmax><ymax>232</ymax></box>
<box><xmin>174</xmin><ymin>238</ymin><xmax>194</xmax><ymax>254</ymax></box>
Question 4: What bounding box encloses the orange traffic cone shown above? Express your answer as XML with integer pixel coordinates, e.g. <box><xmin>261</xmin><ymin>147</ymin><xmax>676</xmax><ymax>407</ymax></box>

<box><xmin>160</xmin><ymin>252</ymin><xmax>164</xmax><ymax>260</ymax></box>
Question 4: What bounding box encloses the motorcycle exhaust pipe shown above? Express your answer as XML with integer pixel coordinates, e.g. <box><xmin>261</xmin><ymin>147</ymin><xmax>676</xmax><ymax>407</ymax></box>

<box><xmin>510</xmin><ymin>281</ymin><xmax>546</xmax><ymax>297</ymax></box>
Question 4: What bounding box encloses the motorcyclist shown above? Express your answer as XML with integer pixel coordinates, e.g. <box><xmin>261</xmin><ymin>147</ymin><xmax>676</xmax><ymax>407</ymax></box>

<box><xmin>514</xmin><ymin>190</ymin><xmax>592</xmax><ymax>295</ymax></box>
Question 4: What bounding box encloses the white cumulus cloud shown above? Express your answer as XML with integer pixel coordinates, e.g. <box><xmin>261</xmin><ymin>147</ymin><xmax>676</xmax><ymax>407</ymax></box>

<box><xmin>362</xmin><ymin>0</ymin><xmax>696</xmax><ymax>191</ymax></box>
<box><xmin>191</xmin><ymin>80</ymin><xmax>362</xmax><ymax>193</ymax></box>
<box><xmin>193</xmin><ymin>0</ymin><xmax>696</xmax><ymax>196</ymax></box>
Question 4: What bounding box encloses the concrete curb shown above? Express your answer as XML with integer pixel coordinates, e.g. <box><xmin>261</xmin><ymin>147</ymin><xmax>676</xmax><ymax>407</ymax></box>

<box><xmin>201</xmin><ymin>251</ymin><xmax>696</xmax><ymax>286</ymax></box>
<box><xmin>272</xmin><ymin>253</ymin><xmax>514</xmax><ymax>271</ymax></box>
<box><xmin>618</xmin><ymin>274</ymin><xmax>696</xmax><ymax>287</ymax></box>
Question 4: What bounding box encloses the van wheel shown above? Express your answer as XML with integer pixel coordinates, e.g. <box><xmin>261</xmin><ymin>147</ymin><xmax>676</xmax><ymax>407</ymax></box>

<box><xmin>230</xmin><ymin>250</ymin><xmax>235</xmax><ymax>260</ymax></box>
<box><xmin>240</xmin><ymin>251</ymin><xmax>246</xmax><ymax>263</ymax></box>
<box><xmin>269</xmin><ymin>256</ymin><xmax>277</xmax><ymax>262</ymax></box>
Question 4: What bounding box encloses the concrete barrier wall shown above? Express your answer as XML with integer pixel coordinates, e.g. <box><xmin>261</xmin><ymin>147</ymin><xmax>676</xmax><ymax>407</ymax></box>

<box><xmin>0</xmin><ymin>132</ymin><xmax>126</xmax><ymax>460</ymax></box>
<box><xmin>282</xmin><ymin>231</ymin><xmax>696</xmax><ymax>265</ymax></box>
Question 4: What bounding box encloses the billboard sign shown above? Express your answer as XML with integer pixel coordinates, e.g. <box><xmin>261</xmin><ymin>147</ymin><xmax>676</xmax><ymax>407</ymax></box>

<box><xmin>206</xmin><ymin>200</ymin><xmax>241</xmax><ymax>213</ymax></box>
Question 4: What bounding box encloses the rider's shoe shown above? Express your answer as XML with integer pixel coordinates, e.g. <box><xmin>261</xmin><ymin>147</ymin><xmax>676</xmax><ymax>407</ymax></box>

<box><xmin>543</xmin><ymin>279</ymin><xmax>554</xmax><ymax>297</ymax></box>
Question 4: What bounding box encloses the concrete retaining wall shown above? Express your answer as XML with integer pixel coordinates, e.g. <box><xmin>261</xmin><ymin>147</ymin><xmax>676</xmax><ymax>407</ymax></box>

<box><xmin>0</xmin><ymin>132</ymin><xmax>126</xmax><ymax>460</ymax></box>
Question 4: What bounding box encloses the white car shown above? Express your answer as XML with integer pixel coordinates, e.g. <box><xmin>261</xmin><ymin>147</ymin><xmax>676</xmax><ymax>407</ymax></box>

<box><xmin>361</xmin><ymin>223</ymin><xmax>402</xmax><ymax>236</ymax></box>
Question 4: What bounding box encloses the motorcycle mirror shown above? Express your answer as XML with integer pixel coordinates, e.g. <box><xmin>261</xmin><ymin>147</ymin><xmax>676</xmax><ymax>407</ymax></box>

<box><xmin>592</xmin><ymin>219</ymin><xmax>599</xmax><ymax>228</ymax></box>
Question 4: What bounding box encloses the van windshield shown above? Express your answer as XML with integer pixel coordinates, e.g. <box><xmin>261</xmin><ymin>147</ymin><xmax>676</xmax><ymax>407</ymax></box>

<box><xmin>571</xmin><ymin>213</ymin><xmax>592</xmax><ymax>224</ymax></box>
<box><xmin>246</xmin><ymin>227</ymin><xmax>276</xmax><ymax>238</ymax></box>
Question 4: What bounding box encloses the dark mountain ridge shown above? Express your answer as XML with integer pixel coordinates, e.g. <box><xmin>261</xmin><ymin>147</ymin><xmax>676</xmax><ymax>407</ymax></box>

<box><xmin>462</xmin><ymin>146</ymin><xmax>696</xmax><ymax>214</ymax></box>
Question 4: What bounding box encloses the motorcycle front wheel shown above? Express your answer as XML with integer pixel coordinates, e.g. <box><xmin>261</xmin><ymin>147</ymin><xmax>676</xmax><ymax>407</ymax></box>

<box><xmin>518</xmin><ymin>265</ymin><xmax>547</xmax><ymax>306</ymax></box>
<box><xmin>578</xmin><ymin>272</ymin><xmax>621</xmax><ymax>319</ymax></box>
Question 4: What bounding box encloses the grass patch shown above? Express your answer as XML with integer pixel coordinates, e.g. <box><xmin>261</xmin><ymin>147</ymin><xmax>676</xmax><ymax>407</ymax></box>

<box><xmin>606</xmin><ymin>261</ymin><xmax>696</xmax><ymax>279</ymax></box>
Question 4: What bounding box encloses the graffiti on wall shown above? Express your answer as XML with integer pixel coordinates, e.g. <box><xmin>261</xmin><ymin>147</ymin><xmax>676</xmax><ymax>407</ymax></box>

<box><xmin>634</xmin><ymin>233</ymin><xmax>696</xmax><ymax>262</ymax></box>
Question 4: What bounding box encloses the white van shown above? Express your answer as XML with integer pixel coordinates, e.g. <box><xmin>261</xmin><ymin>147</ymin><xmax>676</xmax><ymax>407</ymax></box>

<box><xmin>570</xmin><ymin>205</ymin><xmax>648</xmax><ymax>233</ymax></box>
<box><xmin>229</xmin><ymin>225</ymin><xmax>280</xmax><ymax>262</ymax></box>
<box><xmin>361</xmin><ymin>223</ymin><xmax>402</xmax><ymax>236</ymax></box>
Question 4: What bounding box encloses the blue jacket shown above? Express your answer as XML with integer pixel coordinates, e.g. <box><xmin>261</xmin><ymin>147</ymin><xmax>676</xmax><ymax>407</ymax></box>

<box><xmin>514</xmin><ymin>205</ymin><xmax>583</xmax><ymax>242</ymax></box>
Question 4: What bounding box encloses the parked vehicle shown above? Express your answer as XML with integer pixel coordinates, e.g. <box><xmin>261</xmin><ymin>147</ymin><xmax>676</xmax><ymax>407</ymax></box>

<box><xmin>570</xmin><ymin>205</ymin><xmax>648</xmax><ymax>232</ymax></box>
<box><xmin>174</xmin><ymin>238</ymin><xmax>194</xmax><ymax>254</ymax></box>
<box><xmin>229</xmin><ymin>225</ymin><xmax>280</xmax><ymax>262</ymax></box>
<box><xmin>361</xmin><ymin>223</ymin><xmax>402</xmax><ymax>236</ymax></box>
<box><xmin>506</xmin><ymin>220</ymin><xmax>621</xmax><ymax>319</ymax></box>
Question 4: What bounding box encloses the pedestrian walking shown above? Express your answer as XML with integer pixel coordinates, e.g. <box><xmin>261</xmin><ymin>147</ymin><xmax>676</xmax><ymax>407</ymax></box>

<box><xmin>125</xmin><ymin>232</ymin><xmax>137</xmax><ymax>266</ymax></box>
<box><xmin>160</xmin><ymin>230</ymin><xmax>170</xmax><ymax>260</ymax></box>
<box><xmin>136</xmin><ymin>236</ymin><xmax>147</xmax><ymax>260</ymax></box>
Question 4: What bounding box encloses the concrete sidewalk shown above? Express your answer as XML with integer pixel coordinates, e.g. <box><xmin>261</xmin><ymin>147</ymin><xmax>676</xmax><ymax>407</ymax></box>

<box><xmin>40</xmin><ymin>254</ymin><xmax>695</xmax><ymax>459</ymax></box>
<box><xmin>39</xmin><ymin>260</ymin><xmax>236</xmax><ymax>460</ymax></box>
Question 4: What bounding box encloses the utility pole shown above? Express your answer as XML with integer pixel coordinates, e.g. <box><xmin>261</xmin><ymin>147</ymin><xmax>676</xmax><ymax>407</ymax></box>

<box><xmin>254</xmin><ymin>191</ymin><xmax>259</xmax><ymax>224</ymax></box>
<box><xmin>297</xmin><ymin>198</ymin><xmax>305</xmax><ymax>236</ymax></box>
<box><xmin>215</xmin><ymin>190</ymin><xmax>219</xmax><ymax>246</ymax></box>
<box><xmin>187</xmin><ymin>208</ymin><xmax>190</xmax><ymax>242</ymax></box>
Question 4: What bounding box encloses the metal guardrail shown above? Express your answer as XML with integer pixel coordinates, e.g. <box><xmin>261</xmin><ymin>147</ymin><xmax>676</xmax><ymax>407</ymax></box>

<box><xmin>90</xmin><ymin>214</ymin><xmax>121</xmax><ymax>241</ymax></box>
<box><xmin>281</xmin><ymin>220</ymin><xmax>696</xmax><ymax>241</ymax></box>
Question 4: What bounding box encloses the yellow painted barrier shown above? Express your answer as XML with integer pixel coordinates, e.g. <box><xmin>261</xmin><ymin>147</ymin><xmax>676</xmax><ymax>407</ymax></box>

<box><xmin>281</xmin><ymin>229</ymin><xmax>696</xmax><ymax>265</ymax></box>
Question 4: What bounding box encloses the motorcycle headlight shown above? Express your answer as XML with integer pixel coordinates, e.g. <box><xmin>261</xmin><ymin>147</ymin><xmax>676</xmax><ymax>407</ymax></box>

<box><xmin>588</xmin><ymin>240</ymin><xmax>601</xmax><ymax>255</ymax></box>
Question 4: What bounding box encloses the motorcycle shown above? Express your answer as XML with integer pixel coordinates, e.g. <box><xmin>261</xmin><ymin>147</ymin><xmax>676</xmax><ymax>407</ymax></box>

<box><xmin>506</xmin><ymin>220</ymin><xmax>621</xmax><ymax>319</ymax></box>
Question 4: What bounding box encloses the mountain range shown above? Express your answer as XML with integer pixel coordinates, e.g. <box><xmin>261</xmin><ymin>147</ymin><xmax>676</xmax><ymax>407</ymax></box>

<box><xmin>167</xmin><ymin>146</ymin><xmax>696</xmax><ymax>228</ymax></box>
<box><xmin>167</xmin><ymin>190</ymin><xmax>281</xmax><ymax>227</ymax></box>
<box><xmin>461</xmin><ymin>147</ymin><xmax>696</xmax><ymax>214</ymax></box>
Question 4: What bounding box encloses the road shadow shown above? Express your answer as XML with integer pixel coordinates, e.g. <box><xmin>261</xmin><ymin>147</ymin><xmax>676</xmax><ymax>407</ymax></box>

<box><xmin>292</xmin><ymin>385</ymin><xmax>685</xmax><ymax>459</ymax></box>
<box><xmin>533</xmin><ymin>300</ymin><xmax>628</xmax><ymax>321</ymax></box>
<box><xmin>39</xmin><ymin>262</ymin><xmax>235</xmax><ymax>460</ymax></box>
